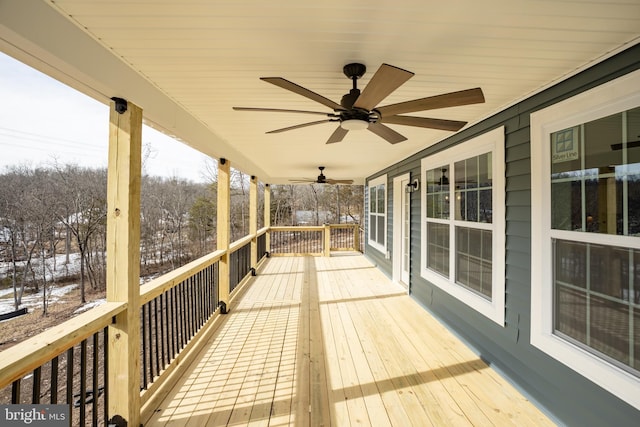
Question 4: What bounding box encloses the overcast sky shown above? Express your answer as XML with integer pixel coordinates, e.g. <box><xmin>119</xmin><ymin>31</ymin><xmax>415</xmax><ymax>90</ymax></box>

<box><xmin>0</xmin><ymin>52</ymin><xmax>211</xmax><ymax>183</ymax></box>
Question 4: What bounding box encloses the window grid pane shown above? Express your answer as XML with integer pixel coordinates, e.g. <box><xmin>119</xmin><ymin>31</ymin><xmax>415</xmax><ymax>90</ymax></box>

<box><xmin>550</xmin><ymin>109</ymin><xmax>640</xmax><ymax>237</ymax></box>
<box><xmin>426</xmin><ymin>166</ymin><xmax>449</xmax><ymax>219</ymax></box>
<box><xmin>377</xmin><ymin>185</ymin><xmax>385</xmax><ymax>213</ymax></box>
<box><xmin>454</xmin><ymin>154</ymin><xmax>492</xmax><ymax>223</ymax></box>
<box><xmin>553</xmin><ymin>238</ymin><xmax>640</xmax><ymax>376</ymax></box>
<box><xmin>376</xmin><ymin>215</ymin><xmax>385</xmax><ymax>245</ymax></box>
<box><xmin>426</xmin><ymin>222</ymin><xmax>449</xmax><ymax>277</ymax></box>
<box><xmin>368</xmin><ymin>180</ymin><xmax>386</xmax><ymax>250</ymax></box>
<box><xmin>456</xmin><ymin>227</ymin><xmax>492</xmax><ymax>299</ymax></box>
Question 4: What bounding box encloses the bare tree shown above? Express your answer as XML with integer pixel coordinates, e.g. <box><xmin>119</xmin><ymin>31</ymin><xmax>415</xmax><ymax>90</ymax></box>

<box><xmin>0</xmin><ymin>166</ymin><xmax>30</xmax><ymax>310</ymax></box>
<box><xmin>51</xmin><ymin>164</ymin><xmax>107</xmax><ymax>303</ymax></box>
<box><xmin>230</xmin><ymin>169</ymin><xmax>250</xmax><ymax>241</ymax></box>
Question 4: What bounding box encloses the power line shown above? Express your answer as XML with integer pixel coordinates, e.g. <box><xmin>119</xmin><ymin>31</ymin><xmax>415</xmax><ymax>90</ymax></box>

<box><xmin>0</xmin><ymin>126</ymin><xmax>106</xmax><ymax>148</ymax></box>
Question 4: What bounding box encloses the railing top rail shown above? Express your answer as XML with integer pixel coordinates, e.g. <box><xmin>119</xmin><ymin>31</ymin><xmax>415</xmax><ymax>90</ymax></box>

<box><xmin>270</xmin><ymin>225</ymin><xmax>325</xmax><ymax>232</ymax></box>
<box><xmin>228</xmin><ymin>234</ymin><xmax>253</xmax><ymax>253</ymax></box>
<box><xmin>141</xmin><ymin>249</ymin><xmax>225</xmax><ymax>304</ymax></box>
<box><xmin>0</xmin><ymin>301</ymin><xmax>126</xmax><ymax>389</ymax></box>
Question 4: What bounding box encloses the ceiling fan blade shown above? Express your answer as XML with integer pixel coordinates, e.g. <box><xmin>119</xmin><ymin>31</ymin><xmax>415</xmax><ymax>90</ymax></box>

<box><xmin>261</xmin><ymin>77</ymin><xmax>344</xmax><ymax>111</ymax></box>
<box><xmin>367</xmin><ymin>123</ymin><xmax>407</xmax><ymax>144</ymax></box>
<box><xmin>266</xmin><ymin>119</ymin><xmax>333</xmax><ymax>134</ymax></box>
<box><xmin>326</xmin><ymin>126</ymin><xmax>349</xmax><ymax>144</ymax></box>
<box><xmin>353</xmin><ymin>63</ymin><xmax>414</xmax><ymax>111</ymax></box>
<box><xmin>233</xmin><ymin>107</ymin><xmax>335</xmax><ymax>116</ymax></box>
<box><xmin>382</xmin><ymin>115</ymin><xmax>467</xmax><ymax>132</ymax></box>
<box><xmin>326</xmin><ymin>179</ymin><xmax>355</xmax><ymax>185</ymax></box>
<box><xmin>376</xmin><ymin>88</ymin><xmax>485</xmax><ymax>117</ymax></box>
<box><xmin>289</xmin><ymin>179</ymin><xmax>316</xmax><ymax>183</ymax></box>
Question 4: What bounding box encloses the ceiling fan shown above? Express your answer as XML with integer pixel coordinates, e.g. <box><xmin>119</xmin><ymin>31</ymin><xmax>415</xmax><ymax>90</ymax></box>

<box><xmin>290</xmin><ymin>167</ymin><xmax>354</xmax><ymax>185</ymax></box>
<box><xmin>234</xmin><ymin>63</ymin><xmax>485</xmax><ymax>144</ymax></box>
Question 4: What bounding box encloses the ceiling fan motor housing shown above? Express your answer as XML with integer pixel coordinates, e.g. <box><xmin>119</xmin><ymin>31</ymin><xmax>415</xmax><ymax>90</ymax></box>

<box><xmin>340</xmin><ymin>63</ymin><xmax>378</xmax><ymax>127</ymax></box>
<box><xmin>343</xmin><ymin>63</ymin><xmax>366</xmax><ymax>80</ymax></box>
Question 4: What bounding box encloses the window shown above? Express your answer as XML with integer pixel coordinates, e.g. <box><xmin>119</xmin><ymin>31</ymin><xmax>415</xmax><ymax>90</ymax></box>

<box><xmin>368</xmin><ymin>174</ymin><xmax>387</xmax><ymax>253</ymax></box>
<box><xmin>531</xmin><ymin>69</ymin><xmax>640</xmax><ymax>410</ymax></box>
<box><xmin>421</xmin><ymin>127</ymin><xmax>505</xmax><ymax>325</ymax></box>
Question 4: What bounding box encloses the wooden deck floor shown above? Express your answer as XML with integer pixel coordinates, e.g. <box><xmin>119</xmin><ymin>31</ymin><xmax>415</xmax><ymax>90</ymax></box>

<box><xmin>148</xmin><ymin>254</ymin><xmax>554</xmax><ymax>426</ymax></box>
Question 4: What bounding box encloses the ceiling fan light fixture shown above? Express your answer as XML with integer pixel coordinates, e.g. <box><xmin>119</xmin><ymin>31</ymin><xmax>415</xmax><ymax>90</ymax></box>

<box><xmin>340</xmin><ymin>119</ymin><xmax>369</xmax><ymax>131</ymax></box>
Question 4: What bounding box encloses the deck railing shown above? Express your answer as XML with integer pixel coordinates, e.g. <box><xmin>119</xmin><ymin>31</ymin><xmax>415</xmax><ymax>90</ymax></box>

<box><xmin>270</xmin><ymin>223</ymin><xmax>360</xmax><ymax>256</ymax></box>
<box><xmin>138</xmin><ymin>250</ymin><xmax>222</xmax><ymax>401</ymax></box>
<box><xmin>0</xmin><ymin>303</ymin><xmax>124</xmax><ymax>426</ymax></box>
<box><xmin>0</xmin><ymin>224</ymin><xmax>358</xmax><ymax>424</ymax></box>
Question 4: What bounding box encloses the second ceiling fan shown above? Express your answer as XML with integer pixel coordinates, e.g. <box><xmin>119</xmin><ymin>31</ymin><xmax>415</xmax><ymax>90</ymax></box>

<box><xmin>234</xmin><ymin>63</ymin><xmax>485</xmax><ymax>145</ymax></box>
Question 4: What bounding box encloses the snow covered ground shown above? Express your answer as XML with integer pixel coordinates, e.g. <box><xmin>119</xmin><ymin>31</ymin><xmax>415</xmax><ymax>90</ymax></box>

<box><xmin>0</xmin><ymin>283</ymin><xmax>82</xmax><ymax>316</ymax></box>
<box><xmin>0</xmin><ymin>252</ymin><xmax>82</xmax><ymax>280</ymax></box>
<box><xmin>1</xmin><ymin>250</ymin><xmax>158</xmax><ymax>316</ymax></box>
<box><xmin>0</xmin><ymin>252</ymin><xmax>96</xmax><ymax>315</ymax></box>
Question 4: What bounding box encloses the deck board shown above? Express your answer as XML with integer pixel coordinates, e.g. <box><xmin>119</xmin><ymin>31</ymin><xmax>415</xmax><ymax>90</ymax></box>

<box><xmin>148</xmin><ymin>254</ymin><xmax>554</xmax><ymax>426</ymax></box>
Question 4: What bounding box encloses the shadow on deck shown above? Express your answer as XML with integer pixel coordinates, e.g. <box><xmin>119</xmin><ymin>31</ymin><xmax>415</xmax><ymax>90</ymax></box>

<box><xmin>148</xmin><ymin>254</ymin><xmax>553</xmax><ymax>426</ymax></box>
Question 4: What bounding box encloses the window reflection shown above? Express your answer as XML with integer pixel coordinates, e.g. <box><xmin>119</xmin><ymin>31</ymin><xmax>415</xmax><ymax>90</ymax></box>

<box><xmin>425</xmin><ymin>166</ymin><xmax>449</xmax><ymax>219</ymax></box>
<box><xmin>426</xmin><ymin>222</ymin><xmax>449</xmax><ymax>276</ymax></box>
<box><xmin>550</xmin><ymin>109</ymin><xmax>640</xmax><ymax>236</ymax></box>
<box><xmin>554</xmin><ymin>238</ymin><xmax>640</xmax><ymax>374</ymax></box>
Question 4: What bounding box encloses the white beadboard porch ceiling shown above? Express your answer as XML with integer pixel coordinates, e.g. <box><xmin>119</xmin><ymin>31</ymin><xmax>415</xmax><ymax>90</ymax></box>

<box><xmin>1</xmin><ymin>1</ymin><xmax>639</xmax><ymax>184</ymax></box>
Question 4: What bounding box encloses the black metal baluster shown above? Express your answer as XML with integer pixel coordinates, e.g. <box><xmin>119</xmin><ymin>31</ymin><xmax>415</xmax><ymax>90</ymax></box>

<box><xmin>51</xmin><ymin>356</ymin><xmax>58</xmax><ymax>404</ymax></box>
<box><xmin>32</xmin><ymin>367</ymin><xmax>41</xmax><ymax>403</ymax></box>
<box><xmin>203</xmin><ymin>267</ymin><xmax>209</xmax><ymax>319</ymax></box>
<box><xmin>159</xmin><ymin>294</ymin><xmax>166</xmax><ymax>369</ymax></box>
<box><xmin>212</xmin><ymin>264</ymin><xmax>217</xmax><ymax>315</ymax></box>
<box><xmin>196</xmin><ymin>273</ymin><xmax>201</xmax><ymax>327</ymax></box>
<box><xmin>66</xmin><ymin>348</ymin><xmax>74</xmax><ymax>426</ymax></box>
<box><xmin>141</xmin><ymin>303</ymin><xmax>148</xmax><ymax>389</ymax></box>
<box><xmin>103</xmin><ymin>327</ymin><xmax>109</xmax><ymax>425</ymax></box>
<box><xmin>191</xmin><ymin>277</ymin><xmax>197</xmax><ymax>336</ymax></box>
<box><xmin>212</xmin><ymin>263</ymin><xmax>217</xmax><ymax>315</ymax></box>
<box><xmin>92</xmin><ymin>333</ymin><xmax>99</xmax><ymax>426</ymax></box>
<box><xmin>180</xmin><ymin>281</ymin><xmax>187</xmax><ymax>348</ymax></box>
<box><xmin>166</xmin><ymin>291</ymin><xmax>172</xmax><ymax>364</ymax></box>
<box><xmin>11</xmin><ymin>379</ymin><xmax>20</xmax><ymax>404</ymax></box>
<box><xmin>187</xmin><ymin>276</ymin><xmax>194</xmax><ymax>340</ymax></box>
<box><xmin>208</xmin><ymin>266</ymin><xmax>212</xmax><ymax>312</ymax></box>
<box><xmin>80</xmin><ymin>340</ymin><xmax>87</xmax><ymax>426</ymax></box>
<box><xmin>200</xmin><ymin>271</ymin><xmax>205</xmax><ymax>325</ymax></box>
<box><xmin>171</xmin><ymin>286</ymin><xmax>178</xmax><ymax>357</ymax></box>
<box><xmin>153</xmin><ymin>298</ymin><xmax>160</xmax><ymax>380</ymax></box>
<box><xmin>191</xmin><ymin>275</ymin><xmax>197</xmax><ymax>328</ymax></box>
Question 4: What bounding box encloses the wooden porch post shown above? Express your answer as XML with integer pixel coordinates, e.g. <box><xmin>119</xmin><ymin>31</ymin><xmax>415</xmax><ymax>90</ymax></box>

<box><xmin>249</xmin><ymin>175</ymin><xmax>257</xmax><ymax>271</ymax></box>
<box><xmin>264</xmin><ymin>184</ymin><xmax>271</xmax><ymax>254</ymax></box>
<box><xmin>218</xmin><ymin>158</ymin><xmax>231</xmax><ymax>313</ymax></box>
<box><xmin>106</xmin><ymin>98</ymin><xmax>142</xmax><ymax>426</ymax></box>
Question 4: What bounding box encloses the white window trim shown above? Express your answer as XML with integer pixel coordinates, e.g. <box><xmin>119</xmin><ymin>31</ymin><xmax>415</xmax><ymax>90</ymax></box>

<box><xmin>530</xmin><ymin>68</ymin><xmax>640</xmax><ymax>410</ymax></box>
<box><xmin>420</xmin><ymin>126</ymin><xmax>505</xmax><ymax>325</ymax></box>
<box><xmin>368</xmin><ymin>174</ymin><xmax>387</xmax><ymax>254</ymax></box>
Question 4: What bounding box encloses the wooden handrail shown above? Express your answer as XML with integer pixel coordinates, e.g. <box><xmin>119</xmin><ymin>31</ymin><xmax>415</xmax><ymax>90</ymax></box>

<box><xmin>328</xmin><ymin>223</ymin><xmax>359</xmax><ymax>228</ymax></box>
<box><xmin>228</xmin><ymin>234</ymin><xmax>253</xmax><ymax>253</ymax></box>
<box><xmin>140</xmin><ymin>249</ymin><xmax>225</xmax><ymax>304</ymax></box>
<box><xmin>141</xmin><ymin>231</ymin><xmax>264</xmax><ymax>305</ymax></box>
<box><xmin>270</xmin><ymin>225</ymin><xmax>324</xmax><ymax>232</ymax></box>
<box><xmin>0</xmin><ymin>301</ymin><xmax>126</xmax><ymax>389</ymax></box>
